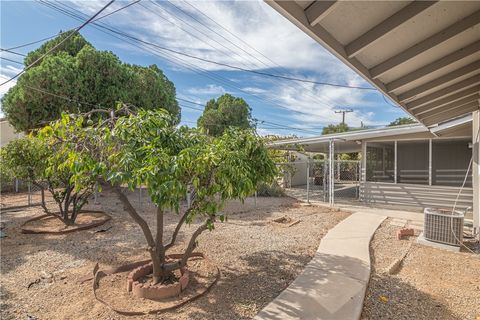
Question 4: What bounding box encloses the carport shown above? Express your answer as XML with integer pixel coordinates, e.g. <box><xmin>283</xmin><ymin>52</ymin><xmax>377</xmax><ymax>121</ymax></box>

<box><xmin>266</xmin><ymin>0</ymin><xmax>480</xmax><ymax>231</ymax></box>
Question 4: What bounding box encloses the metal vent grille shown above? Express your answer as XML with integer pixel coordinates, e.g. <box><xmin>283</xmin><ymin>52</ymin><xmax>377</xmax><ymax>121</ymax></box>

<box><xmin>424</xmin><ymin>208</ymin><xmax>464</xmax><ymax>246</ymax></box>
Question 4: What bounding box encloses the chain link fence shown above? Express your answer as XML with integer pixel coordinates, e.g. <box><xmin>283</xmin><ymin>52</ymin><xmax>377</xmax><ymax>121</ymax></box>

<box><xmin>277</xmin><ymin>159</ymin><xmax>360</xmax><ymax>205</ymax></box>
<box><xmin>0</xmin><ymin>179</ymin><xmax>55</xmax><ymax>210</ymax></box>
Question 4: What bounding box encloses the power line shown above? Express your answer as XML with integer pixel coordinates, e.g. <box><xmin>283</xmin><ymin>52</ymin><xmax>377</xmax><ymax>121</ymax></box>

<box><xmin>43</xmin><ymin>1</ymin><xmax>330</xmax><ymax>121</ymax></box>
<box><xmin>164</xmin><ymin>0</ymin><xmax>265</xmax><ymax>70</ymax></box>
<box><xmin>2</xmin><ymin>0</ymin><xmax>140</xmax><ymax>53</ymax></box>
<box><xmin>0</xmin><ymin>57</ymin><xmax>24</xmax><ymax>65</ymax></box>
<box><xmin>161</xmin><ymin>0</ymin><xmax>340</xmax><ymax>111</ymax></box>
<box><xmin>0</xmin><ymin>0</ymin><xmax>116</xmax><ymax>87</ymax></box>
<box><xmin>44</xmin><ymin>1</ymin><xmax>375</xmax><ymax>91</ymax></box>
<box><xmin>3</xmin><ymin>34</ymin><xmax>60</xmax><ymax>51</ymax></box>
<box><xmin>146</xmin><ymin>1</ymin><xmax>255</xmax><ymax>71</ymax></box>
<box><xmin>36</xmin><ymin>1</ymin><xmax>351</xmax><ymax>125</ymax></box>
<box><xmin>0</xmin><ymin>49</ymin><xmax>26</xmax><ymax>57</ymax></box>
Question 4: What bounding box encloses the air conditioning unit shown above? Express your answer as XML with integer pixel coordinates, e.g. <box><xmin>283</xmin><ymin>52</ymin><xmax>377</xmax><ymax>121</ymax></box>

<box><xmin>424</xmin><ymin>208</ymin><xmax>464</xmax><ymax>247</ymax></box>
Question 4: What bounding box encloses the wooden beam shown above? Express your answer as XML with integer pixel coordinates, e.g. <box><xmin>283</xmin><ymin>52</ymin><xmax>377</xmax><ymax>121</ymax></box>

<box><xmin>404</xmin><ymin>75</ymin><xmax>480</xmax><ymax>109</ymax></box>
<box><xmin>422</xmin><ymin>102</ymin><xmax>479</xmax><ymax>126</ymax></box>
<box><xmin>346</xmin><ymin>1</ymin><xmax>437</xmax><ymax>58</ymax></box>
<box><xmin>416</xmin><ymin>94</ymin><xmax>480</xmax><ymax>119</ymax></box>
<box><xmin>398</xmin><ymin>60</ymin><xmax>480</xmax><ymax>102</ymax></box>
<box><xmin>370</xmin><ymin>10</ymin><xmax>480</xmax><ymax>79</ymax></box>
<box><xmin>305</xmin><ymin>1</ymin><xmax>337</xmax><ymax>26</ymax></box>
<box><xmin>387</xmin><ymin>40</ymin><xmax>480</xmax><ymax>92</ymax></box>
<box><xmin>408</xmin><ymin>85</ymin><xmax>480</xmax><ymax>112</ymax></box>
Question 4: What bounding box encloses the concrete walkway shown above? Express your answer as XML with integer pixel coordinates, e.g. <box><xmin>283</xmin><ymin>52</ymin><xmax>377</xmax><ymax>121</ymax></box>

<box><xmin>255</xmin><ymin>212</ymin><xmax>386</xmax><ymax>320</ymax></box>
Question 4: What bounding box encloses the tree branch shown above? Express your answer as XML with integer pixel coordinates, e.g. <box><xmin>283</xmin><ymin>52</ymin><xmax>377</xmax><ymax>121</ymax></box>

<box><xmin>110</xmin><ymin>185</ymin><xmax>156</xmax><ymax>248</ymax></box>
<box><xmin>165</xmin><ymin>208</ymin><xmax>191</xmax><ymax>251</ymax></box>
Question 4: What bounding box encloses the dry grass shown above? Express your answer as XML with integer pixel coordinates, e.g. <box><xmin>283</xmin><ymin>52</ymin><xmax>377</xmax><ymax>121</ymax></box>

<box><xmin>1</xmin><ymin>189</ymin><xmax>350</xmax><ymax>320</ymax></box>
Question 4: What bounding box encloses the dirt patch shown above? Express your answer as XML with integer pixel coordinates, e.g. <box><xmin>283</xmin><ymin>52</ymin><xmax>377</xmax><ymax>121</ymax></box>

<box><xmin>21</xmin><ymin>211</ymin><xmax>111</xmax><ymax>234</ymax></box>
<box><xmin>362</xmin><ymin>219</ymin><xmax>480</xmax><ymax>320</ymax></box>
<box><xmin>1</xmin><ymin>190</ymin><xmax>350</xmax><ymax>319</ymax></box>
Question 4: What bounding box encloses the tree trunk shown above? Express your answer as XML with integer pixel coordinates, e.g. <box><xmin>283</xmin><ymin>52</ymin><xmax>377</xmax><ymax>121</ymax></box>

<box><xmin>108</xmin><ymin>184</ymin><xmax>165</xmax><ymax>283</ymax></box>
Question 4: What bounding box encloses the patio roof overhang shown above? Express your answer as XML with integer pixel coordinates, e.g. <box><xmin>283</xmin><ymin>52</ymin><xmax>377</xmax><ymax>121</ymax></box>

<box><xmin>269</xmin><ymin>115</ymin><xmax>473</xmax><ymax>152</ymax></box>
<box><xmin>265</xmin><ymin>1</ymin><xmax>480</xmax><ymax>127</ymax></box>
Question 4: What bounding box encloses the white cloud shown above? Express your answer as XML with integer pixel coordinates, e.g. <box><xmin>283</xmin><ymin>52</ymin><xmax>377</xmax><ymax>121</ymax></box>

<box><xmin>70</xmin><ymin>0</ymin><xmax>365</xmax><ymax>84</ymax></box>
<box><xmin>187</xmin><ymin>84</ymin><xmax>225</xmax><ymax>96</ymax></box>
<box><xmin>0</xmin><ymin>65</ymin><xmax>19</xmax><ymax>114</ymax></box>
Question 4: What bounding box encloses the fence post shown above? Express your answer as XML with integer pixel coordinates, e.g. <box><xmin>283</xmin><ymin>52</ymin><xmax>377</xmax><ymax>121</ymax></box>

<box><xmin>323</xmin><ymin>160</ymin><xmax>327</xmax><ymax>202</ymax></box>
<box><xmin>27</xmin><ymin>182</ymin><xmax>32</xmax><ymax>206</ymax></box>
<box><xmin>306</xmin><ymin>161</ymin><xmax>310</xmax><ymax>203</ymax></box>
<box><xmin>254</xmin><ymin>191</ymin><xmax>257</xmax><ymax>208</ymax></box>
<box><xmin>15</xmin><ymin>178</ymin><xmax>19</xmax><ymax>193</ymax></box>
<box><xmin>187</xmin><ymin>191</ymin><xmax>192</xmax><ymax>208</ymax></box>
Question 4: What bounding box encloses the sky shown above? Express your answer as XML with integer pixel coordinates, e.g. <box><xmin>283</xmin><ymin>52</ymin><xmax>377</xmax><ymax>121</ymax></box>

<box><xmin>0</xmin><ymin>0</ymin><xmax>409</xmax><ymax>137</ymax></box>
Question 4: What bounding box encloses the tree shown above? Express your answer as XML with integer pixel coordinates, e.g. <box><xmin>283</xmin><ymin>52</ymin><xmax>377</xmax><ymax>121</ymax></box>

<box><xmin>42</xmin><ymin>108</ymin><xmax>277</xmax><ymax>284</ymax></box>
<box><xmin>197</xmin><ymin>93</ymin><xmax>253</xmax><ymax>136</ymax></box>
<box><xmin>1</xmin><ymin>31</ymin><xmax>180</xmax><ymax>132</ymax></box>
<box><xmin>388</xmin><ymin>117</ymin><xmax>416</xmax><ymax>126</ymax></box>
<box><xmin>0</xmin><ymin>137</ymin><xmax>49</xmax><ymax>205</ymax></box>
<box><xmin>322</xmin><ymin>123</ymin><xmax>349</xmax><ymax>135</ymax></box>
<box><xmin>1</xmin><ymin>133</ymin><xmax>96</xmax><ymax>225</ymax></box>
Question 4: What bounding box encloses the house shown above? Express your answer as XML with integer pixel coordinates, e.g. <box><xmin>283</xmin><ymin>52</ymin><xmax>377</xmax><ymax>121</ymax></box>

<box><xmin>270</xmin><ymin>115</ymin><xmax>474</xmax><ymax>220</ymax></box>
<box><xmin>265</xmin><ymin>1</ymin><xmax>479</xmax><ymax>231</ymax></box>
<box><xmin>0</xmin><ymin>118</ymin><xmax>23</xmax><ymax>147</ymax></box>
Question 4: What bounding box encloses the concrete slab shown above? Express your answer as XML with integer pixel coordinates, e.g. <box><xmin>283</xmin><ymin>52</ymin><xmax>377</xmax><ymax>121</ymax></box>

<box><xmin>416</xmin><ymin>232</ymin><xmax>460</xmax><ymax>252</ymax></box>
<box><xmin>255</xmin><ymin>212</ymin><xmax>385</xmax><ymax>320</ymax></box>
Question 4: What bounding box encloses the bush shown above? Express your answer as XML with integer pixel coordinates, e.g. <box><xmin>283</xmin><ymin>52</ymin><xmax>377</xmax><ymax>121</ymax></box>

<box><xmin>256</xmin><ymin>181</ymin><xmax>285</xmax><ymax>197</ymax></box>
<box><xmin>0</xmin><ymin>155</ymin><xmax>15</xmax><ymax>193</ymax></box>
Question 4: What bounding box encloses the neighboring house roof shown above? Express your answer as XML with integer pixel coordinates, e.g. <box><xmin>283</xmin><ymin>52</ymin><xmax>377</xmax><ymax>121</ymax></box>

<box><xmin>266</xmin><ymin>1</ymin><xmax>480</xmax><ymax>127</ymax></box>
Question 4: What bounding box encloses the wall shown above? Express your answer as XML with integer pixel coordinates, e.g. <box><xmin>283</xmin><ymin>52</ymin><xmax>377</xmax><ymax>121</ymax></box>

<box><xmin>0</xmin><ymin>120</ymin><xmax>23</xmax><ymax>147</ymax></box>
<box><xmin>361</xmin><ymin>181</ymin><xmax>473</xmax><ymax>219</ymax></box>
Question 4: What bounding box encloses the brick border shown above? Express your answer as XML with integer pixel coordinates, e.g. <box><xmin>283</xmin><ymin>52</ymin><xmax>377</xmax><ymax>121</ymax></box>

<box><xmin>126</xmin><ymin>263</ymin><xmax>190</xmax><ymax>300</ymax></box>
<box><xmin>91</xmin><ymin>253</ymin><xmax>220</xmax><ymax>316</ymax></box>
<box><xmin>21</xmin><ymin>210</ymin><xmax>111</xmax><ymax>234</ymax></box>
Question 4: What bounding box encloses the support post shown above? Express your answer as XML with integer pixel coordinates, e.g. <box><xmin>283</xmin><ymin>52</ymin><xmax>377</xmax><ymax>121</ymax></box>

<box><xmin>306</xmin><ymin>160</ymin><xmax>310</xmax><ymax>203</ymax></box>
<box><xmin>328</xmin><ymin>140</ymin><xmax>335</xmax><ymax>207</ymax></box>
<box><xmin>428</xmin><ymin>139</ymin><xmax>432</xmax><ymax>186</ymax></box>
<box><xmin>472</xmin><ymin>110</ymin><xmax>480</xmax><ymax>234</ymax></box>
<box><xmin>15</xmin><ymin>178</ymin><xmax>19</xmax><ymax>193</ymax></box>
<box><xmin>360</xmin><ymin>141</ymin><xmax>367</xmax><ymax>203</ymax></box>
<box><xmin>394</xmin><ymin>141</ymin><xmax>398</xmax><ymax>184</ymax></box>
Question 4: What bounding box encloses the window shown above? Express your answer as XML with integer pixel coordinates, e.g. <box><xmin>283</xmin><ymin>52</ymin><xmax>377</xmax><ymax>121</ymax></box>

<box><xmin>397</xmin><ymin>141</ymin><xmax>429</xmax><ymax>184</ymax></box>
<box><xmin>366</xmin><ymin>142</ymin><xmax>394</xmax><ymax>182</ymax></box>
<box><xmin>432</xmin><ymin>139</ymin><xmax>472</xmax><ymax>187</ymax></box>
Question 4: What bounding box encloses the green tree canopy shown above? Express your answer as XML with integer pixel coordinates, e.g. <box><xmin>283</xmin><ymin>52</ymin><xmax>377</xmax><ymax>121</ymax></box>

<box><xmin>1</xmin><ymin>31</ymin><xmax>180</xmax><ymax>132</ymax></box>
<box><xmin>388</xmin><ymin>117</ymin><xmax>416</xmax><ymax>126</ymax></box>
<box><xmin>197</xmin><ymin>93</ymin><xmax>253</xmax><ymax>136</ymax></box>
<box><xmin>322</xmin><ymin>123</ymin><xmax>349</xmax><ymax>135</ymax></box>
<box><xmin>41</xmin><ymin>107</ymin><xmax>276</xmax><ymax>284</ymax></box>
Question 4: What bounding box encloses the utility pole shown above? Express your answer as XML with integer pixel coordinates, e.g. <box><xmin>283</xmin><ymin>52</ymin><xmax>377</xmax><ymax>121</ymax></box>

<box><xmin>335</xmin><ymin>109</ymin><xmax>353</xmax><ymax>124</ymax></box>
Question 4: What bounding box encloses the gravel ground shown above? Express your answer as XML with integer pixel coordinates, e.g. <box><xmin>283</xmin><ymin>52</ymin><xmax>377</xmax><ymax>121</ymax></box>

<box><xmin>1</xmin><ymin>189</ymin><xmax>350</xmax><ymax>320</ymax></box>
<box><xmin>362</xmin><ymin>219</ymin><xmax>480</xmax><ymax>320</ymax></box>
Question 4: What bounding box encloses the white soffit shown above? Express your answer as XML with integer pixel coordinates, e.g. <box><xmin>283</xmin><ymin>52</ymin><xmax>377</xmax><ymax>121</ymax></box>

<box><xmin>266</xmin><ymin>0</ymin><xmax>480</xmax><ymax>127</ymax></box>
